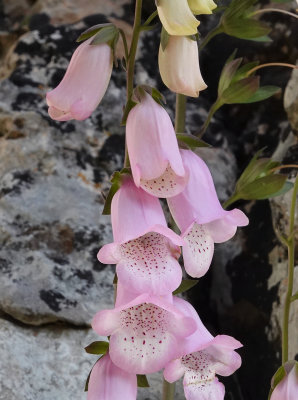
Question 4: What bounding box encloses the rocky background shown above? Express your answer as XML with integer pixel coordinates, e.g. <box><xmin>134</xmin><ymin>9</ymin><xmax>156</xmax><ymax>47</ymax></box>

<box><xmin>0</xmin><ymin>0</ymin><xmax>297</xmax><ymax>399</ymax></box>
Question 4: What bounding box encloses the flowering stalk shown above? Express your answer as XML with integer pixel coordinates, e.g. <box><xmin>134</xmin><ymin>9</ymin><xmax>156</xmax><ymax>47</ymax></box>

<box><xmin>282</xmin><ymin>176</ymin><xmax>298</xmax><ymax>364</ymax></box>
<box><xmin>161</xmin><ymin>91</ymin><xmax>188</xmax><ymax>400</ymax></box>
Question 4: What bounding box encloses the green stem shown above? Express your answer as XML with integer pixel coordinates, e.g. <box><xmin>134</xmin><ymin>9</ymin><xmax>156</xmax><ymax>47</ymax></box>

<box><xmin>282</xmin><ymin>176</ymin><xmax>298</xmax><ymax>363</ymax></box>
<box><xmin>175</xmin><ymin>94</ymin><xmax>187</xmax><ymax>133</ymax></box>
<box><xmin>197</xmin><ymin>101</ymin><xmax>221</xmax><ymax>138</ymax></box>
<box><xmin>143</xmin><ymin>10</ymin><xmax>158</xmax><ymax>26</ymax></box>
<box><xmin>124</xmin><ymin>0</ymin><xmax>143</xmax><ymax>167</ymax></box>
<box><xmin>198</xmin><ymin>24</ymin><xmax>223</xmax><ymax>51</ymax></box>
<box><xmin>162</xmin><ymin>380</ymin><xmax>176</xmax><ymax>400</ymax></box>
<box><xmin>126</xmin><ymin>0</ymin><xmax>143</xmax><ymax>100</ymax></box>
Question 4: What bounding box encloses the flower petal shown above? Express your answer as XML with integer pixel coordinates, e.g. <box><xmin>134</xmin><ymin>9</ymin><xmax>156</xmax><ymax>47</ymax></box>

<box><xmin>183</xmin><ymin>376</ymin><xmax>225</xmax><ymax>400</ymax></box>
<box><xmin>182</xmin><ymin>223</ymin><xmax>214</xmax><ymax>278</ymax></box>
<box><xmin>188</xmin><ymin>0</ymin><xmax>217</xmax><ymax>15</ymax></box>
<box><xmin>116</xmin><ymin>232</ymin><xmax>182</xmax><ymax>295</ymax></box>
<box><xmin>164</xmin><ymin>358</ymin><xmax>186</xmax><ymax>383</ymax></box>
<box><xmin>140</xmin><ymin>164</ymin><xmax>188</xmax><ymax>198</ymax></box>
<box><xmin>87</xmin><ymin>354</ymin><xmax>137</xmax><ymax>400</ymax></box>
<box><xmin>157</xmin><ymin>0</ymin><xmax>199</xmax><ymax>36</ymax></box>
<box><xmin>206</xmin><ymin>209</ymin><xmax>249</xmax><ymax>243</ymax></box>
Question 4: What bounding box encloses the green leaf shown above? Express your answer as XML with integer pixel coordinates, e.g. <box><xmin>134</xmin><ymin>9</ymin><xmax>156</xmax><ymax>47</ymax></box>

<box><xmin>160</xmin><ymin>27</ymin><xmax>169</xmax><ymax>51</ymax></box>
<box><xmin>91</xmin><ymin>25</ymin><xmax>119</xmax><ymax>49</ymax></box>
<box><xmin>236</xmin><ymin>148</ymin><xmax>266</xmax><ymax>188</ymax></box>
<box><xmin>222</xmin><ymin>17</ymin><xmax>271</xmax><ymax>40</ymax></box>
<box><xmin>177</xmin><ymin>133</ymin><xmax>211</xmax><ymax>150</ymax></box>
<box><xmin>173</xmin><ymin>279</ymin><xmax>199</xmax><ymax>295</ymax></box>
<box><xmin>231</xmin><ymin>61</ymin><xmax>259</xmax><ymax>81</ymax></box>
<box><xmin>268</xmin><ymin>180</ymin><xmax>294</xmax><ymax>198</ymax></box>
<box><xmin>102</xmin><ymin>182</ymin><xmax>120</xmax><ymax>215</ymax></box>
<box><xmin>218</xmin><ymin>57</ymin><xmax>243</xmax><ymax>97</ymax></box>
<box><xmin>84</xmin><ymin>357</ymin><xmax>103</xmax><ymax>392</ymax></box>
<box><xmin>221</xmin><ymin>76</ymin><xmax>259</xmax><ymax>104</ymax></box>
<box><xmin>85</xmin><ymin>341</ymin><xmax>109</xmax><ymax>355</ymax></box>
<box><xmin>238</xmin><ymin>174</ymin><xmax>287</xmax><ymax>200</ymax></box>
<box><xmin>137</xmin><ymin>375</ymin><xmax>150</xmax><ymax>387</ymax></box>
<box><xmin>268</xmin><ymin>365</ymin><xmax>286</xmax><ymax>399</ymax></box>
<box><xmin>224</xmin><ymin>0</ymin><xmax>257</xmax><ymax>20</ymax></box>
<box><xmin>77</xmin><ymin>23</ymin><xmax>113</xmax><ymax>42</ymax></box>
<box><xmin>245</xmin><ymin>86</ymin><xmax>280</xmax><ymax>103</ymax></box>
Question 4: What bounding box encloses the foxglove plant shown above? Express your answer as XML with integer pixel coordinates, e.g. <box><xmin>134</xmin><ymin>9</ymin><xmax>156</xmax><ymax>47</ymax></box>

<box><xmin>45</xmin><ymin>1</ymin><xmax>298</xmax><ymax>399</ymax></box>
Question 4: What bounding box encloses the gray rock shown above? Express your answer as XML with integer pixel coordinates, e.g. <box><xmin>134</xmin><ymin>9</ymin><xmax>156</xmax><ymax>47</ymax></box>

<box><xmin>0</xmin><ymin>17</ymin><xmax>129</xmax><ymax>325</ymax></box>
<box><xmin>0</xmin><ymin>317</ymin><xmax>184</xmax><ymax>400</ymax></box>
<box><xmin>284</xmin><ymin>63</ymin><xmax>298</xmax><ymax>131</ymax></box>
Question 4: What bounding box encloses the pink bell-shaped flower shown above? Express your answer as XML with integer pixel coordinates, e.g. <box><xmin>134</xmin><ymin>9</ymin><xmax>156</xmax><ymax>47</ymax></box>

<box><xmin>87</xmin><ymin>353</ymin><xmax>137</xmax><ymax>400</ymax></box>
<box><xmin>97</xmin><ymin>177</ymin><xmax>184</xmax><ymax>295</ymax></box>
<box><xmin>126</xmin><ymin>92</ymin><xmax>188</xmax><ymax>198</ymax></box>
<box><xmin>159</xmin><ymin>35</ymin><xmax>207</xmax><ymax>98</ymax></box>
<box><xmin>168</xmin><ymin>150</ymin><xmax>249</xmax><ymax>278</ymax></box>
<box><xmin>92</xmin><ymin>286</ymin><xmax>196</xmax><ymax>375</ymax></box>
<box><xmin>46</xmin><ymin>37</ymin><xmax>113</xmax><ymax>121</ymax></box>
<box><xmin>164</xmin><ymin>297</ymin><xmax>242</xmax><ymax>400</ymax></box>
<box><xmin>271</xmin><ymin>362</ymin><xmax>298</xmax><ymax>400</ymax></box>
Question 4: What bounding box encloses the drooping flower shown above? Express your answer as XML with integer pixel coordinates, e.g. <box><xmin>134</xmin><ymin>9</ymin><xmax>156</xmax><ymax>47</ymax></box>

<box><xmin>87</xmin><ymin>353</ymin><xmax>137</xmax><ymax>400</ymax></box>
<box><xmin>97</xmin><ymin>177</ymin><xmax>184</xmax><ymax>295</ymax></box>
<box><xmin>271</xmin><ymin>361</ymin><xmax>298</xmax><ymax>400</ymax></box>
<box><xmin>92</xmin><ymin>287</ymin><xmax>196</xmax><ymax>374</ymax></box>
<box><xmin>188</xmin><ymin>0</ymin><xmax>217</xmax><ymax>15</ymax></box>
<box><xmin>46</xmin><ymin>37</ymin><xmax>113</xmax><ymax>121</ymax></box>
<box><xmin>156</xmin><ymin>0</ymin><xmax>199</xmax><ymax>36</ymax></box>
<box><xmin>164</xmin><ymin>297</ymin><xmax>242</xmax><ymax>400</ymax></box>
<box><xmin>159</xmin><ymin>35</ymin><xmax>207</xmax><ymax>97</ymax></box>
<box><xmin>168</xmin><ymin>150</ymin><xmax>249</xmax><ymax>278</ymax></box>
<box><xmin>126</xmin><ymin>92</ymin><xmax>188</xmax><ymax>198</ymax></box>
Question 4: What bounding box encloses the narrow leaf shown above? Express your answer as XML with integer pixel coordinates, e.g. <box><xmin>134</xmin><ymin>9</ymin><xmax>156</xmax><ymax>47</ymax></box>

<box><xmin>268</xmin><ymin>365</ymin><xmax>287</xmax><ymax>399</ymax></box>
<box><xmin>245</xmin><ymin>86</ymin><xmax>280</xmax><ymax>103</ymax></box>
<box><xmin>221</xmin><ymin>76</ymin><xmax>259</xmax><ymax>104</ymax></box>
<box><xmin>223</xmin><ymin>18</ymin><xmax>271</xmax><ymax>40</ymax></box>
<box><xmin>238</xmin><ymin>174</ymin><xmax>287</xmax><ymax>200</ymax></box>
<box><xmin>84</xmin><ymin>357</ymin><xmax>103</xmax><ymax>392</ymax></box>
<box><xmin>85</xmin><ymin>341</ymin><xmax>109</xmax><ymax>355</ymax></box>
<box><xmin>173</xmin><ymin>279</ymin><xmax>199</xmax><ymax>295</ymax></box>
<box><xmin>91</xmin><ymin>25</ymin><xmax>119</xmax><ymax>47</ymax></box>
<box><xmin>137</xmin><ymin>375</ymin><xmax>150</xmax><ymax>387</ymax></box>
<box><xmin>268</xmin><ymin>180</ymin><xmax>294</xmax><ymax>198</ymax></box>
<box><xmin>218</xmin><ymin>57</ymin><xmax>243</xmax><ymax>97</ymax></box>
<box><xmin>102</xmin><ymin>182</ymin><xmax>120</xmax><ymax>215</ymax></box>
<box><xmin>177</xmin><ymin>133</ymin><xmax>211</xmax><ymax>150</ymax></box>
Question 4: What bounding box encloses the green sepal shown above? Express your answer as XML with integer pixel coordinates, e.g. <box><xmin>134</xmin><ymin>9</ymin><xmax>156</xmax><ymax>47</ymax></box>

<box><xmin>231</xmin><ymin>61</ymin><xmax>259</xmax><ymax>82</ymax></box>
<box><xmin>268</xmin><ymin>364</ymin><xmax>287</xmax><ymax>399</ymax></box>
<box><xmin>77</xmin><ymin>23</ymin><xmax>113</xmax><ymax>42</ymax></box>
<box><xmin>221</xmin><ymin>76</ymin><xmax>259</xmax><ymax>104</ymax></box>
<box><xmin>102</xmin><ymin>169</ymin><xmax>132</xmax><ymax>215</ymax></box>
<box><xmin>137</xmin><ymin>375</ymin><xmax>150</xmax><ymax>387</ymax></box>
<box><xmin>85</xmin><ymin>341</ymin><xmax>109</xmax><ymax>355</ymax></box>
<box><xmin>160</xmin><ymin>27</ymin><xmax>169</xmax><ymax>51</ymax></box>
<box><xmin>245</xmin><ymin>86</ymin><xmax>280</xmax><ymax>103</ymax></box>
<box><xmin>132</xmin><ymin>85</ymin><xmax>166</xmax><ymax>107</ymax></box>
<box><xmin>84</xmin><ymin>357</ymin><xmax>103</xmax><ymax>392</ymax></box>
<box><xmin>237</xmin><ymin>174</ymin><xmax>287</xmax><ymax>200</ymax></box>
<box><xmin>266</xmin><ymin>180</ymin><xmax>294</xmax><ymax>198</ymax></box>
<box><xmin>90</xmin><ymin>25</ymin><xmax>120</xmax><ymax>50</ymax></box>
<box><xmin>177</xmin><ymin>133</ymin><xmax>211</xmax><ymax>150</ymax></box>
<box><xmin>173</xmin><ymin>279</ymin><xmax>199</xmax><ymax>295</ymax></box>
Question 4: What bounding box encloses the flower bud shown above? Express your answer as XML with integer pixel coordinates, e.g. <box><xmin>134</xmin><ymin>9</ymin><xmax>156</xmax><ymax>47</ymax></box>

<box><xmin>156</xmin><ymin>0</ymin><xmax>199</xmax><ymax>36</ymax></box>
<box><xmin>188</xmin><ymin>0</ymin><xmax>217</xmax><ymax>15</ymax></box>
<box><xmin>159</xmin><ymin>35</ymin><xmax>207</xmax><ymax>97</ymax></box>
<box><xmin>46</xmin><ymin>37</ymin><xmax>113</xmax><ymax>121</ymax></box>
